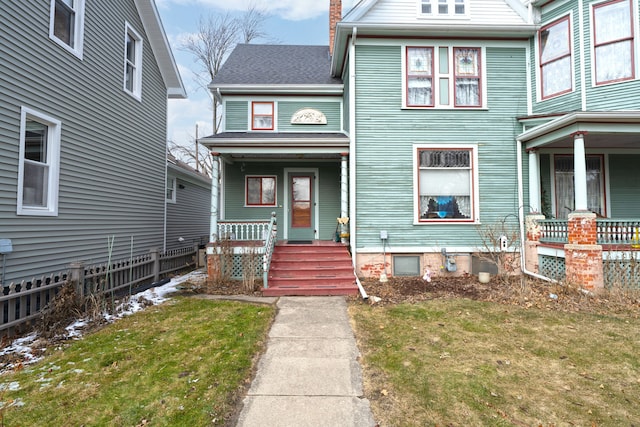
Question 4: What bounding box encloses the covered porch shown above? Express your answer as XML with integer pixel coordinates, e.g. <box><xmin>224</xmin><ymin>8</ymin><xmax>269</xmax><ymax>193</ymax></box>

<box><xmin>519</xmin><ymin>111</ymin><xmax>640</xmax><ymax>289</ymax></box>
<box><xmin>198</xmin><ymin>132</ymin><xmax>354</xmax><ymax>293</ymax></box>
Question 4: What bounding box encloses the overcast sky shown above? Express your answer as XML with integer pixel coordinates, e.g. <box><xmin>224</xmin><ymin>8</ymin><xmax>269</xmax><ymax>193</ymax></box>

<box><xmin>156</xmin><ymin>0</ymin><xmax>358</xmax><ymax>147</ymax></box>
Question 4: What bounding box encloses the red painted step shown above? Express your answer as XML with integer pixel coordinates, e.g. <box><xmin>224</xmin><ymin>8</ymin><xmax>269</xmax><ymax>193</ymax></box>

<box><xmin>263</xmin><ymin>241</ymin><xmax>358</xmax><ymax>297</ymax></box>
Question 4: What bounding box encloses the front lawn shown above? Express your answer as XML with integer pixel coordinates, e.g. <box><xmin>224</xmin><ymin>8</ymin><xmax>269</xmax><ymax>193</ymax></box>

<box><xmin>350</xmin><ymin>298</ymin><xmax>640</xmax><ymax>426</ymax></box>
<box><xmin>0</xmin><ymin>297</ymin><xmax>274</xmax><ymax>426</ymax></box>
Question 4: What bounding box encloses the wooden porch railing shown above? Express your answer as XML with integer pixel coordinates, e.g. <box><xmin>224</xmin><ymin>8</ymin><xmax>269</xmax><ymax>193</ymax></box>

<box><xmin>217</xmin><ymin>219</ymin><xmax>271</xmax><ymax>241</ymax></box>
<box><xmin>539</xmin><ymin>219</ymin><xmax>640</xmax><ymax>246</ymax></box>
<box><xmin>262</xmin><ymin>213</ymin><xmax>277</xmax><ymax>289</ymax></box>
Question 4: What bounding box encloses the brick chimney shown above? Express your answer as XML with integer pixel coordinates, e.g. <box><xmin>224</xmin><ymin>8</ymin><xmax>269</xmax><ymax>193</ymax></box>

<box><xmin>329</xmin><ymin>0</ymin><xmax>342</xmax><ymax>56</ymax></box>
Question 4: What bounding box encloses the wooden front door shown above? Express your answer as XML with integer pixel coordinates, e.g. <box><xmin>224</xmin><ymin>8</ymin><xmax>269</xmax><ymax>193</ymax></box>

<box><xmin>288</xmin><ymin>174</ymin><xmax>315</xmax><ymax>240</ymax></box>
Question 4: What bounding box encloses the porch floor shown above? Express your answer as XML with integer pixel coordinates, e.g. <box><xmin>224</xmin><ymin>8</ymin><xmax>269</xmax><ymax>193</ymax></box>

<box><xmin>264</xmin><ymin>241</ymin><xmax>358</xmax><ymax>297</ymax></box>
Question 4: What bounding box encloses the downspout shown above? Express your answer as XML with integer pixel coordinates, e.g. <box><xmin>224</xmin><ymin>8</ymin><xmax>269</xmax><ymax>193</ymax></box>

<box><xmin>517</xmin><ymin>138</ymin><xmax>556</xmax><ymax>283</ymax></box>
<box><xmin>349</xmin><ymin>27</ymin><xmax>368</xmax><ymax>299</ymax></box>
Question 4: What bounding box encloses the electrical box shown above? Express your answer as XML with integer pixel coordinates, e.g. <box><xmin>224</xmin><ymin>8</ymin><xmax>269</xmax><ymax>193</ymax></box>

<box><xmin>380</xmin><ymin>230</ymin><xmax>388</xmax><ymax>240</ymax></box>
<box><xmin>0</xmin><ymin>239</ymin><xmax>12</xmax><ymax>254</ymax></box>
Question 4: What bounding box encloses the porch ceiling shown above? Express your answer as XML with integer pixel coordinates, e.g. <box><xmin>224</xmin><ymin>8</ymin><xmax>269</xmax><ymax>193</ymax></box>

<box><xmin>198</xmin><ymin>132</ymin><xmax>350</xmax><ymax>158</ymax></box>
<box><xmin>518</xmin><ymin>111</ymin><xmax>640</xmax><ymax>150</ymax></box>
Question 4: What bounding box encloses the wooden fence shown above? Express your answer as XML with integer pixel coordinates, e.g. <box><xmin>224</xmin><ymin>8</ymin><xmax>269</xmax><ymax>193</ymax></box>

<box><xmin>1</xmin><ymin>246</ymin><xmax>200</xmax><ymax>337</ymax></box>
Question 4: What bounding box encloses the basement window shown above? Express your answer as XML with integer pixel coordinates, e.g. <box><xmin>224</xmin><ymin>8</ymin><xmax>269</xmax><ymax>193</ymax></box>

<box><xmin>393</xmin><ymin>255</ymin><xmax>421</xmax><ymax>276</ymax></box>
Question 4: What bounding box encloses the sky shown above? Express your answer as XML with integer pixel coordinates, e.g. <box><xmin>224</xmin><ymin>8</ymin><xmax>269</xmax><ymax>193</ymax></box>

<box><xmin>155</xmin><ymin>0</ymin><xmax>358</xmax><ymax>149</ymax></box>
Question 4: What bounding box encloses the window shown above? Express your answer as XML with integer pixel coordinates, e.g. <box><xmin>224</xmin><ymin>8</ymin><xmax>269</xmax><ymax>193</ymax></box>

<box><xmin>407</xmin><ymin>47</ymin><xmax>434</xmax><ymax>106</ymax></box>
<box><xmin>416</xmin><ymin>147</ymin><xmax>476</xmax><ymax>222</ymax></box>
<box><xmin>553</xmin><ymin>155</ymin><xmax>604</xmax><ymax>218</ymax></box>
<box><xmin>393</xmin><ymin>256</ymin><xmax>421</xmax><ymax>276</ymax></box>
<box><xmin>124</xmin><ymin>24</ymin><xmax>143</xmax><ymax>99</ymax></box>
<box><xmin>420</xmin><ymin>0</ymin><xmax>466</xmax><ymax>16</ymax></box>
<box><xmin>405</xmin><ymin>46</ymin><xmax>484</xmax><ymax>108</ymax></box>
<box><xmin>166</xmin><ymin>177</ymin><xmax>176</xmax><ymax>203</ymax></box>
<box><xmin>246</xmin><ymin>176</ymin><xmax>276</xmax><ymax>206</ymax></box>
<box><xmin>539</xmin><ymin>16</ymin><xmax>572</xmax><ymax>98</ymax></box>
<box><xmin>49</xmin><ymin>0</ymin><xmax>85</xmax><ymax>58</ymax></box>
<box><xmin>17</xmin><ymin>108</ymin><xmax>61</xmax><ymax>216</ymax></box>
<box><xmin>592</xmin><ymin>0</ymin><xmax>634</xmax><ymax>85</ymax></box>
<box><xmin>251</xmin><ymin>102</ymin><xmax>274</xmax><ymax>130</ymax></box>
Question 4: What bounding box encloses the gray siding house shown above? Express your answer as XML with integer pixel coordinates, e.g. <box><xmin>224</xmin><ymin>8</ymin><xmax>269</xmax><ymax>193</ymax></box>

<box><xmin>202</xmin><ymin>0</ymin><xmax>640</xmax><ymax>292</ymax></box>
<box><xmin>0</xmin><ymin>0</ymin><xmax>185</xmax><ymax>283</ymax></box>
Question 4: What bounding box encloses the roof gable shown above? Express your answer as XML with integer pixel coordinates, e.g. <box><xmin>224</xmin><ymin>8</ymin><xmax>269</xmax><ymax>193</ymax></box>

<box><xmin>134</xmin><ymin>0</ymin><xmax>186</xmax><ymax>99</ymax></box>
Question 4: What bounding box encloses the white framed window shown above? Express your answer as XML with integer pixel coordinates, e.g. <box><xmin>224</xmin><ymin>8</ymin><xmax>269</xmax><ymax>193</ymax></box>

<box><xmin>414</xmin><ymin>146</ymin><xmax>478</xmax><ymax>223</ymax></box>
<box><xmin>251</xmin><ymin>102</ymin><xmax>275</xmax><ymax>130</ymax></box>
<box><xmin>420</xmin><ymin>0</ymin><xmax>467</xmax><ymax>17</ymax></box>
<box><xmin>17</xmin><ymin>107</ymin><xmax>61</xmax><ymax>216</ymax></box>
<box><xmin>124</xmin><ymin>23</ymin><xmax>143</xmax><ymax>100</ymax></box>
<box><xmin>591</xmin><ymin>0</ymin><xmax>634</xmax><ymax>85</ymax></box>
<box><xmin>166</xmin><ymin>177</ymin><xmax>176</xmax><ymax>203</ymax></box>
<box><xmin>246</xmin><ymin>176</ymin><xmax>276</xmax><ymax>206</ymax></box>
<box><xmin>538</xmin><ymin>15</ymin><xmax>573</xmax><ymax>99</ymax></box>
<box><xmin>49</xmin><ymin>0</ymin><xmax>85</xmax><ymax>58</ymax></box>
<box><xmin>404</xmin><ymin>45</ymin><xmax>485</xmax><ymax>109</ymax></box>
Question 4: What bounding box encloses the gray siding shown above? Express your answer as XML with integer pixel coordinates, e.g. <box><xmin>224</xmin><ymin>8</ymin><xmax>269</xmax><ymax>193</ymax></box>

<box><xmin>353</xmin><ymin>44</ymin><xmax>528</xmax><ymax>249</ymax></box>
<box><xmin>166</xmin><ymin>170</ymin><xmax>211</xmax><ymax>250</ymax></box>
<box><xmin>278</xmin><ymin>101</ymin><xmax>342</xmax><ymax>132</ymax></box>
<box><xmin>0</xmin><ymin>2</ymin><xmax>169</xmax><ymax>282</ymax></box>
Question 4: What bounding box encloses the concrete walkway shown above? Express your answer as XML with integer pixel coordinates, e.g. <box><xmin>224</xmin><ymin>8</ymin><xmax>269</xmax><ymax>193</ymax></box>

<box><xmin>235</xmin><ymin>296</ymin><xmax>376</xmax><ymax>427</ymax></box>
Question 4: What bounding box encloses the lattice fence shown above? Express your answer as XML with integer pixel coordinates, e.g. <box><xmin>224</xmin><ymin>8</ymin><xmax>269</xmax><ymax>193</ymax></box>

<box><xmin>603</xmin><ymin>255</ymin><xmax>640</xmax><ymax>289</ymax></box>
<box><xmin>539</xmin><ymin>255</ymin><xmax>566</xmax><ymax>281</ymax></box>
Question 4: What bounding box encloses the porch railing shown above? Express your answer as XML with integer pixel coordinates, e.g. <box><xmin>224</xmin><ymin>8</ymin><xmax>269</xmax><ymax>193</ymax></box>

<box><xmin>539</xmin><ymin>219</ymin><xmax>640</xmax><ymax>246</ymax></box>
<box><xmin>217</xmin><ymin>220</ymin><xmax>271</xmax><ymax>241</ymax></box>
<box><xmin>262</xmin><ymin>212</ymin><xmax>277</xmax><ymax>289</ymax></box>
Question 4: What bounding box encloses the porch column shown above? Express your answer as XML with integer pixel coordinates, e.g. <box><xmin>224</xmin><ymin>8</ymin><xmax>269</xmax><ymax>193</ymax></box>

<box><xmin>573</xmin><ymin>132</ymin><xmax>588</xmax><ymax>211</ymax></box>
<box><xmin>340</xmin><ymin>152</ymin><xmax>349</xmax><ymax>243</ymax></box>
<box><xmin>209</xmin><ymin>152</ymin><xmax>220</xmax><ymax>242</ymax></box>
<box><xmin>565</xmin><ymin>211</ymin><xmax>603</xmax><ymax>291</ymax></box>
<box><xmin>524</xmin><ymin>213</ymin><xmax>545</xmax><ymax>274</ymax></box>
<box><xmin>528</xmin><ymin>149</ymin><xmax>541</xmax><ymax>213</ymax></box>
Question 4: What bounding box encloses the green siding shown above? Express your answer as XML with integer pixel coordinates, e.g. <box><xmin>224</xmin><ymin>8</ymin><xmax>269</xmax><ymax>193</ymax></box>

<box><xmin>224</xmin><ymin>162</ymin><xmax>341</xmax><ymax>240</ymax></box>
<box><xmin>607</xmin><ymin>155</ymin><xmax>640</xmax><ymax>217</ymax></box>
<box><xmin>540</xmin><ymin>154</ymin><xmax>553</xmax><ymax>218</ymax></box>
<box><xmin>225</xmin><ymin>101</ymin><xmax>248</xmax><ymax>131</ymax></box>
<box><xmin>343</xmin><ymin>64</ymin><xmax>351</xmax><ymax>132</ymax></box>
<box><xmin>0</xmin><ymin>2</ymin><xmax>170</xmax><ymax>282</ymax></box>
<box><xmin>278</xmin><ymin>101</ymin><xmax>342</xmax><ymax>132</ymax></box>
<box><xmin>354</xmin><ymin>44</ymin><xmax>528</xmax><ymax>249</ymax></box>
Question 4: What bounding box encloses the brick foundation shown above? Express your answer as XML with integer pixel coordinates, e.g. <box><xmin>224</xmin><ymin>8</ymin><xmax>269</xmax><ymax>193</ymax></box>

<box><xmin>564</xmin><ymin>212</ymin><xmax>604</xmax><ymax>290</ymax></box>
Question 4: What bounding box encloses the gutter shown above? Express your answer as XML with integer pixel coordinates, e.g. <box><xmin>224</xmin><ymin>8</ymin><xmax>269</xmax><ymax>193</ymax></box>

<box><xmin>517</xmin><ymin>138</ymin><xmax>557</xmax><ymax>283</ymax></box>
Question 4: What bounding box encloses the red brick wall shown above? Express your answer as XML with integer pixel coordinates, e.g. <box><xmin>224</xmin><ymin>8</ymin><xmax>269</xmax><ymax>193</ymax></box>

<box><xmin>329</xmin><ymin>0</ymin><xmax>342</xmax><ymax>55</ymax></box>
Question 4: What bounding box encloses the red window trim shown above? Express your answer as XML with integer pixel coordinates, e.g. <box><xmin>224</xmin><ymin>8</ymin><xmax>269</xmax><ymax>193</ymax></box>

<box><xmin>245</xmin><ymin>175</ymin><xmax>277</xmax><ymax>206</ymax></box>
<box><xmin>592</xmin><ymin>0</ymin><xmax>635</xmax><ymax>86</ymax></box>
<box><xmin>539</xmin><ymin>16</ymin><xmax>573</xmax><ymax>99</ymax></box>
<box><xmin>453</xmin><ymin>47</ymin><xmax>482</xmax><ymax>108</ymax></box>
<box><xmin>251</xmin><ymin>101</ymin><xmax>274</xmax><ymax>131</ymax></box>
<box><xmin>416</xmin><ymin>147</ymin><xmax>476</xmax><ymax>223</ymax></box>
<box><xmin>406</xmin><ymin>46</ymin><xmax>435</xmax><ymax>107</ymax></box>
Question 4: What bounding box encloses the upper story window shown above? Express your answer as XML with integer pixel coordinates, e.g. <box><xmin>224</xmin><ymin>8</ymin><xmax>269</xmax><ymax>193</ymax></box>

<box><xmin>124</xmin><ymin>24</ymin><xmax>143</xmax><ymax>100</ymax></box>
<box><xmin>252</xmin><ymin>102</ymin><xmax>275</xmax><ymax>130</ymax></box>
<box><xmin>166</xmin><ymin>177</ymin><xmax>176</xmax><ymax>203</ymax></box>
<box><xmin>592</xmin><ymin>0</ymin><xmax>634</xmax><ymax>85</ymax></box>
<box><xmin>49</xmin><ymin>0</ymin><xmax>85</xmax><ymax>58</ymax></box>
<box><xmin>17</xmin><ymin>107</ymin><xmax>61</xmax><ymax>216</ymax></box>
<box><xmin>539</xmin><ymin>16</ymin><xmax>572</xmax><ymax>99</ymax></box>
<box><xmin>421</xmin><ymin>0</ymin><xmax>467</xmax><ymax>16</ymax></box>
<box><xmin>246</xmin><ymin>176</ymin><xmax>276</xmax><ymax>206</ymax></box>
<box><xmin>405</xmin><ymin>46</ymin><xmax>484</xmax><ymax>108</ymax></box>
<box><xmin>416</xmin><ymin>147</ymin><xmax>477</xmax><ymax>222</ymax></box>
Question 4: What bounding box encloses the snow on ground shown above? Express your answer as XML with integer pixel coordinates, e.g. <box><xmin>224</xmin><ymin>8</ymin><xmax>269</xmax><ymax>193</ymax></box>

<box><xmin>0</xmin><ymin>269</ymin><xmax>207</xmax><ymax>374</ymax></box>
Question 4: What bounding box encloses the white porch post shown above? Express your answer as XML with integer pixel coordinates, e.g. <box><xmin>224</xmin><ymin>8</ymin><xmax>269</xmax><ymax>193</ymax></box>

<box><xmin>528</xmin><ymin>149</ymin><xmax>541</xmax><ymax>214</ymax></box>
<box><xmin>573</xmin><ymin>132</ymin><xmax>588</xmax><ymax>211</ymax></box>
<box><xmin>340</xmin><ymin>152</ymin><xmax>349</xmax><ymax>242</ymax></box>
<box><xmin>209</xmin><ymin>152</ymin><xmax>220</xmax><ymax>242</ymax></box>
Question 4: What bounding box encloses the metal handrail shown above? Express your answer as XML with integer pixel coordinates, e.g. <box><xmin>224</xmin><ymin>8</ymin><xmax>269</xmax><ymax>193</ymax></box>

<box><xmin>262</xmin><ymin>212</ymin><xmax>277</xmax><ymax>288</ymax></box>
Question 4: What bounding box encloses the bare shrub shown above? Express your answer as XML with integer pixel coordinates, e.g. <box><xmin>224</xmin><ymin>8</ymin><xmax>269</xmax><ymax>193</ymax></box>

<box><xmin>241</xmin><ymin>246</ymin><xmax>260</xmax><ymax>293</ymax></box>
<box><xmin>37</xmin><ymin>282</ymin><xmax>83</xmax><ymax>339</ymax></box>
<box><xmin>206</xmin><ymin>238</ymin><xmax>234</xmax><ymax>292</ymax></box>
<box><xmin>475</xmin><ymin>216</ymin><xmax>521</xmax><ymax>285</ymax></box>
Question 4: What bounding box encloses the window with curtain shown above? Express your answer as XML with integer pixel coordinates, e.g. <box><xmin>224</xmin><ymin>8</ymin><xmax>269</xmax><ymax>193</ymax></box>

<box><xmin>593</xmin><ymin>0</ymin><xmax>634</xmax><ymax>85</ymax></box>
<box><xmin>407</xmin><ymin>47</ymin><xmax>434</xmax><ymax>106</ymax></box>
<box><xmin>539</xmin><ymin>16</ymin><xmax>572</xmax><ymax>98</ymax></box>
<box><xmin>454</xmin><ymin>48</ymin><xmax>481</xmax><ymax>106</ymax></box>
<box><xmin>252</xmin><ymin>102</ymin><xmax>274</xmax><ymax>130</ymax></box>
<box><xmin>554</xmin><ymin>155</ymin><xmax>604</xmax><ymax>218</ymax></box>
<box><xmin>405</xmin><ymin>46</ymin><xmax>483</xmax><ymax>108</ymax></box>
<box><xmin>418</xmin><ymin>148</ymin><xmax>474</xmax><ymax>221</ymax></box>
<box><xmin>246</xmin><ymin>176</ymin><xmax>276</xmax><ymax>206</ymax></box>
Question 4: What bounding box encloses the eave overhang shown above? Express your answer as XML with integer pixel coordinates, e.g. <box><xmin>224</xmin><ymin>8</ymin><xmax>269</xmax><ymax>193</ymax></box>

<box><xmin>518</xmin><ymin>111</ymin><xmax>640</xmax><ymax>150</ymax></box>
<box><xmin>209</xmin><ymin>84</ymin><xmax>345</xmax><ymax>98</ymax></box>
<box><xmin>331</xmin><ymin>22</ymin><xmax>538</xmax><ymax>75</ymax></box>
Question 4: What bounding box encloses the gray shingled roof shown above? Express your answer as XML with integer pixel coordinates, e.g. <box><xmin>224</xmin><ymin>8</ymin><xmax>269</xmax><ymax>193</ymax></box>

<box><xmin>212</xmin><ymin>44</ymin><xmax>342</xmax><ymax>86</ymax></box>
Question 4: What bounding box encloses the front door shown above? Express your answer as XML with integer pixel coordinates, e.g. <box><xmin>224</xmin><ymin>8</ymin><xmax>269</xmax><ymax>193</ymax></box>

<box><xmin>288</xmin><ymin>173</ymin><xmax>315</xmax><ymax>240</ymax></box>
